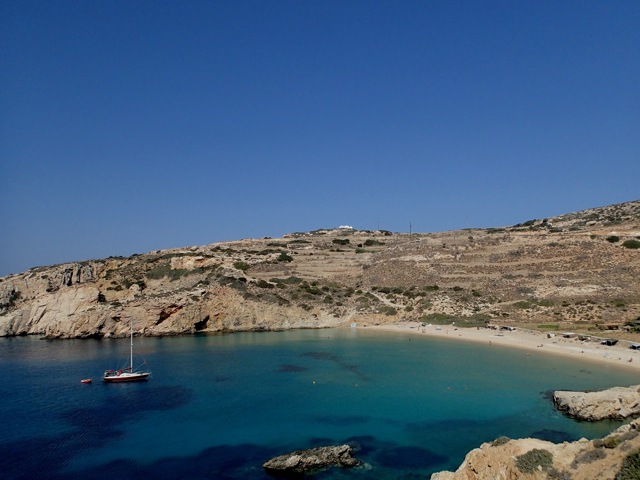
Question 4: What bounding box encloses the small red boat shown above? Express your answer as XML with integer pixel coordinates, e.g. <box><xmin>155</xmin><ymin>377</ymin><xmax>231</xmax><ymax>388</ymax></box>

<box><xmin>80</xmin><ymin>379</ymin><xmax>92</xmax><ymax>384</ymax></box>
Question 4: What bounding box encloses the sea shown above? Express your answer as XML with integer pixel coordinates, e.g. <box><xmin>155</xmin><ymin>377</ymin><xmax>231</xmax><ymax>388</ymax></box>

<box><xmin>1</xmin><ymin>327</ymin><xmax>637</xmax><ymax>479</ymax></box>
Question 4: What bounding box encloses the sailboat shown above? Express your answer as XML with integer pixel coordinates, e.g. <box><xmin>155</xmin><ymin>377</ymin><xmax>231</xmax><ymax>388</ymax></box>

<box><xmin>103</xmin><ymin>319</ymin><xmax>151</xmax><ymax>383</ymax></box>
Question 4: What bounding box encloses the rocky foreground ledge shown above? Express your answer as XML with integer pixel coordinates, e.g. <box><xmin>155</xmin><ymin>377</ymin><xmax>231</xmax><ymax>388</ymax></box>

<box><xmin>433</xmin><ymin>385</ymin><xmax>640</xmax><ymax>479</ymax></box>
<box><xmin>554</xmin><ymin>385</ymin><xmax>640</xmax><ymax>421</ymax></box>
<box><xmin>262</xmin><ymin>444</ymin><xmax>360</xmax><ymax>475</ymax></box>
<box><xmin>432</xmin><ymin>419</ymin><xmax>640</xmax><ymax>480</ymax></box>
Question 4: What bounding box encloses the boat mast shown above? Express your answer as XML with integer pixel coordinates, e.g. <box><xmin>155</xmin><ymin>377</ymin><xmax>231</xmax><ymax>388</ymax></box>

<box><xmin>130</xmin><ymin>318</ymin><xmax>134</xmax><ymax>371</ymax></box>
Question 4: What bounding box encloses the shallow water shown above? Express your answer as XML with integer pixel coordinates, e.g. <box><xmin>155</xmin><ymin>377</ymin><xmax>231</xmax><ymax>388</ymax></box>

<box><xmin>0</xmin><ymin>328</ymin><xmax>636</xmax><ymax>479</ymax></box>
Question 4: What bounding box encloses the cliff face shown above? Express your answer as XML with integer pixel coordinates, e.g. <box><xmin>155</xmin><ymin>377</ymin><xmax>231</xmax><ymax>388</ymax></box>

<box><xmin>432</xmin><ymin>419</ymin><xmax>640</xmax><ymax>480</ymax></box>
<box><xmin>1</xmin><ymin>200</ymin><xmax>640</xmax><ymax>339</ymax></box>
<box><xmin>0</xmin><ymin>255</ymin><xmax>350</xmax><ymax>338</ymax></box>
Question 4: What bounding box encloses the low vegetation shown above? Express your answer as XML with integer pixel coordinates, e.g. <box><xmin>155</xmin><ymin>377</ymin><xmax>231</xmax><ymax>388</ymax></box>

<box><xmin>622</xmin><ymin>239</ymin><xmax>640</xmax><ymax>249</ymax></box>
<box><xmin>617</xmin><ymin>449</ymin><xmax>640</xmax><ymax>480</ymax></box>
<box><xmin>364</xmin><ymin>239</ymin><xmax>384</xmax><ymax>246</ymax></box>
<box><xmin>277</xmin><ymin>252</ymin><xmax>293</xmax><ymax>262</ymax></box>
<box><xmin>594</xmin><ymin>436</ymin><xmax>621</xmax><ymax>449</ymax></box>
<box><xmin>571</xmin><ymin>447</ymin><xmax>606</xmax><ymax>467</ymax></box>
<box><xmin>491</xmin><ymin>436</ymin><xmax>510</xmax><ymax>447</ymax></box>
<box><xmin>515</xmin><ymin>448</ymin><xmax>553</xmax><ymax>474</ymax></box>
<box><xmin>233</xmin><ymin>261</ymin><xmax>250</xmax><ymax>272</ymax></box>
<box><xmin>146</xmin><ymin>263</ymin><xmax>205</xmax><ymax>281</ymax></box>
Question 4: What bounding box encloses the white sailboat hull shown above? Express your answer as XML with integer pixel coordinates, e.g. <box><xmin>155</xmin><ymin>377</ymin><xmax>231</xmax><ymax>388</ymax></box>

<box><xmin>103</xmin><ymin>319</ymin><xmax>151</xmax><ymax>383</ymax></box>
<box><xmin>102</xmin><ymin>370</ymin><xmax>150</xmax><ymax>382</ymax></box>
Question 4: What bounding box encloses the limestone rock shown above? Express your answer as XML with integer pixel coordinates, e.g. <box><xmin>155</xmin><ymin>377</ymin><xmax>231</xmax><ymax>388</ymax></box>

<box><xmin>554</xmin><ymin>385</ymin><xmax>640</xmax><ymax>421</ymax></box>
<box><xmin>0</xmin><ymin>255</ymin><xmax>349</xmax><ymax>338</ymax></box>
<box><xmin>431</xmin><ymin>419</ymin><xmax>640</xmax><ymax>480</ymax></box>
<box><xmin>262</xmin><ymin>445</ymin><xmax>360</xmax><ymax>474</ymax></box>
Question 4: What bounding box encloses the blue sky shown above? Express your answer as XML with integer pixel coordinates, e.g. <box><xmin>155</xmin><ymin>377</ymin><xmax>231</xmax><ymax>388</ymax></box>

<box><xmin>1</xmin><ymin>1</ymin><xmax>639</xmax><ymax>276</ymax></box>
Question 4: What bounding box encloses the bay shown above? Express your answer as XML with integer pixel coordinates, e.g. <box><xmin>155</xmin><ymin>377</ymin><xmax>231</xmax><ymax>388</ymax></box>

<box><xmin>0</xmin><ymin>328</ymin><xmax>636</xmax><ymax>479</ymax></box>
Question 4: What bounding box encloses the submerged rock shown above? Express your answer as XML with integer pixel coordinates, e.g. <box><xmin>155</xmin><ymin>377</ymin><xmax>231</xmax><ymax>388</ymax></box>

<box><xmin>263</xmin><ymin>444</ymin><xmax>360</xmax><ymax>475</ymax></box>
<box><xmin>553</xmin><ymin>384</ymin><xmax>640</xmax><ymax>421</ymax></box>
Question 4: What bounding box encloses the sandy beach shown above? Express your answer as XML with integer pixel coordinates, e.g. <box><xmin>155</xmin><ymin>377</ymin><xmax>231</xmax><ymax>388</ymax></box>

<box><xmin>363</xmin><ymin>322</ymin><xmax>640</xmax><ymax>373</ymax></box>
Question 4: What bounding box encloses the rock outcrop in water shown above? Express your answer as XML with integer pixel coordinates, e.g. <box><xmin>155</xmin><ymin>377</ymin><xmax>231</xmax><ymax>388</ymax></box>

<box><xmin>554</xmin><ymin>385</ymin><xmax>640</xmax><ymax>421</ymax></box>
<box><xmin>262</xmin><ymin>444</ymin><xmax>360</xmax><ymax>475</ymax></box>
<box><xmin>431</xmin><ymin>418</ymin><xmax>640</xmax><ymax>480</ymax></box>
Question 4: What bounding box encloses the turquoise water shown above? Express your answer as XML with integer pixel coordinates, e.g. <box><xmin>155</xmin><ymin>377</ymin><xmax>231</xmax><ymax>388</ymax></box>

<box><xmin>0</xmin><ymin>328</ymin><xmax>637</xmax><ymax>479</ymax></box>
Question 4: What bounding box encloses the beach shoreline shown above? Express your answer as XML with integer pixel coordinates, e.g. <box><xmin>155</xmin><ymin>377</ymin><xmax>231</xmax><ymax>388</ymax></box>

<box><xmin>361</xmin><ymin>321</ymin><xmax>640</xmax><ymax>373</ymax></box>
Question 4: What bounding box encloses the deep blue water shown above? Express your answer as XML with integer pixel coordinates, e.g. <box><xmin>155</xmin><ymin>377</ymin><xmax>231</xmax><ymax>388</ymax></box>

<box><xmin>1</xmin><ymin>328</ymin><xmax>637</xmax><ymax>479</ymax></box>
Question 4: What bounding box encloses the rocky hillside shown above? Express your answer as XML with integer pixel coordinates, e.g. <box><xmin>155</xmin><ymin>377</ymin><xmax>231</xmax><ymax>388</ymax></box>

<box><xmin>1</xmin><ymin>200</ymin><xmax>639</xmax><ymax>339</ymax></box>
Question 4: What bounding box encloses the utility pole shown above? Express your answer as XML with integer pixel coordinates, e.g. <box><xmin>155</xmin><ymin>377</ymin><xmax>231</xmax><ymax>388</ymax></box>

<box><xmin>409</xmin><ymin>221</ymin><xmax>412</xmax><ymax>237</ymax></box>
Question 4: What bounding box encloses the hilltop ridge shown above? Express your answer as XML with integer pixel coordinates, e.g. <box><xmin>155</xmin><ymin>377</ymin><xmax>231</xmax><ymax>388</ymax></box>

<box><xmin>1</xmin><ymin>200</ymin><xmax>639</xmax><ymax>339</ymax></box>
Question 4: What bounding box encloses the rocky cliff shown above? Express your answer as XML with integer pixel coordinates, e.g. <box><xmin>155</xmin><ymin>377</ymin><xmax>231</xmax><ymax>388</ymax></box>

<box><xmin>554</xmin><ymin>385</ymin><xmax>640</xmax><ymax>421</ymax></box>
<box><xmin>1</xmin><ymin>200</ymin><xmax>640</xmax><ymax>339</ymax></box>
<box><xmin>432</xmin><ymin>419</ymin><xmax>640</xmax><ymax>480</ymax></box>
<box><xmin>0</xmin><ymin>256</ymin><xmax>348</xmax><ymax>338</ymax></box>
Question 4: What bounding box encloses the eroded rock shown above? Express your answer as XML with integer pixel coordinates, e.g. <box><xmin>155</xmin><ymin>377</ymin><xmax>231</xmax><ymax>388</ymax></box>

<box><xmin>554</xmin><ymin>385</ymin><xmax>640</xmax><ymax>421</ymax></box>
<box><xmin>263</xmin><ymin>444</ymin><xmax>360</xmax><ymax>475</ymax></box>
<box><xmin>431</xmin><ymin>419</ymin><xmax>640</xmax><ymax>480</ymax></box>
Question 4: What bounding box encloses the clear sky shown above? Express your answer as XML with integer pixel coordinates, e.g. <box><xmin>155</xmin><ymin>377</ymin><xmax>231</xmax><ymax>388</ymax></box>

<box><xmin>1</xmin><ymin>1</ymin><xmax>639</xmax><ymax>276</ymax></box>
